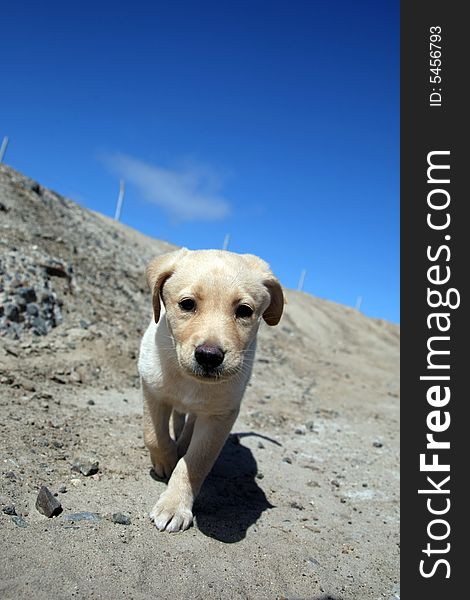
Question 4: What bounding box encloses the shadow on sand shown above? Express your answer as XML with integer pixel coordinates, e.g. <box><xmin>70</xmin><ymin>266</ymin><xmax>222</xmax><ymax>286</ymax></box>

<box><xmin>193</xmin><ymin>432</ymin><xmax>276</xmax><ymax>543</ymax></box>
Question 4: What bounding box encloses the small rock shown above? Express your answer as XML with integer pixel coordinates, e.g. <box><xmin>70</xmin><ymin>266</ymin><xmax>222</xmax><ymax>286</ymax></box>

<box><xmin>11</xmin><ymin>516</ymin><xmax>28</xmax><ymax>528</ymax></box>
<box><xmin>18</xmin><ymin>379</ymin><xmax>36</xmax><ymax>392</ymax></box>
<box><xmin>306</xmin><ymin>480</ymin><xmax>320</xmax><ymax>488</ymax></box>
<box><xmin>72</xmin><ymin>459</ymin><xmax>99</xmax><ymax>476</ymax></box>
<box><xmin>41</xmin><ymin>261</ymin><xmax>71</xmax><ymax>280</ymax></box>
<box><xmin>58</xmin><ymin>484</ymin><xmax>67</xmax><ymax>493</ymax></box>
<box><xmin>305</xmin><ymin>420</ymin><xmax>315</xmax><ymax>432</ymax></box>
<box><xmin>39</xmin><ymin>290</ymin><xmax>55</xmax><ymax>304</ymax></box>
<box><xmin>28</xmin><ymin>181</ymin><xmax>43</xmax><ymax>195</ymax></box>
<box><xmin>14</xmin><ymin>295</ymin><xmax>27</xmax><ymax>311</ymax></box>
<box><xmin>373</xmin><ymin>440</ymin><xmax>383</xmax><ymax>448</ymax></box>
<box><xmin>290</xmin><ymin>501</ymin><xmax>304</xmax><ymax>510</ymax></box>
<box><xmin>3</xmin><ymin>345</ymin><xmax>20</xmax><ymax>357</ymax></box>
<box><xmin>17</xmin><ymin>287</ymin><xmax>37</xmax><ymax>303</ymax></box>
<box><xmin>112</xmin><ymin>513</ymin><xmax>131</xmax><ymax>525</ymax></box>
<box><xmin>26</xmin><ymin>303</ymin><xmax>40</xmax><ymax>317</ymax></box>
<box><xmin>294</xmin><ymin>426</ymin><xmax>306</xmax><ymax>435</ymax></box>
<box><xmin>4</xmin><ymin>303</ymin><xmax>20</xmax><ymax>322</ymax></box>
<box><xmin>257</xmin><ymin>441</ymin><xmax>265</xmax><ymax>449</ymax></box>
<box><xmin>255</xmin><ymin>472</ymin><xmax>264</xmax><ymax>480</ymax></box>
<box><xmin>32</xmin><ymin>316</ymin><xmax>48</xmax><ymax>336</ymax></box>
<box><xmin>2</xmin><ymin>505</ymin><xmax>17</xmax><ymax>516</ymax></box>
<box><xmin>35</xmin><ymin>486</ymin><xmax>63</xmax><ymax>517</ymax></box>
<box><xmin>87</xmin><ymin>399</ymin><xmax>95</xmax><ymax>406</ymax></box>
<box><xmin>63</xmin><ymin>512</ymin><xmax>101</xmax><ymax>522</ymax></box>
<box><xmin>282</xmin><ymin>456</ymin><xmax>292</xmax><ymax>464</ymax></box>
<box><xmin>70</xmin><ymin>370</ymin><xmax>83</xmax><ymax>384</ymax></box>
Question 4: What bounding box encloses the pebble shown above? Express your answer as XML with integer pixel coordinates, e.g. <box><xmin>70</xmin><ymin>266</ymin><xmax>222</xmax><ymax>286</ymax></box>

<box><xmin>14</xmin><ymin>295</ymin><xmax>27</xmax><ymax>311</ymax></box>
<box><xmin>112</xmin><ymin>513</ymin><xmax>131</xmax><ymax>525</ymax></box>
<box><xmin>63</xmin><ymin>512</ymin><xmax>101</xmax><ymax>523</ymax></box>
<box><xmin>11</xmin><ymin>516</ymin><xmax>28</xmax><ymax>528</ymax></box>
<box><xmin>4</xmin><ymin>303</ymin><xmax>20</xmax><ymax>322</ymax></box>
<box><xmin>72</xmin><ymin>459</ymin><xmax>99</xmax><ymax>477</ymax></box>
<box><xmin>373</xmin><ymin>440</ymin><xmax>383</xmax><ymax>448</ymax></box>
<box><xmin>35</xmin><ymin>485</ymin><xmax>63</xmax><ymax>517</ymax></box>
<box><xmin>26</xmin><ymin>302</ymin><xmax>40</xmax><ymax>316</ymax></box>
<box><xmin>17</xmin><ymin>287</ymin><xmax>37</xmax><ymax>303</ymax></box>
<box><xmin>32</xmin><ymin>316</ymin><xmax>48</xmax><ymax>336</ymax></box>
<box><xmin>2</xmin><ymin>505</ymin><xmax>17</xmax><ymax>516</ymax></box>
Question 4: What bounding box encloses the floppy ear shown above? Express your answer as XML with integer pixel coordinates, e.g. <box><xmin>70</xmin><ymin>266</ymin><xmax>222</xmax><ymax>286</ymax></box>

<box><xmin>146</xmin><ymin>248</ymin><xmax>188</xmax><ymax>323</ymax></box>
<box><xmin>262</xmin><ymin>277</ymin><xmax>284</xmax><ymax>325</ymax></box>
<box><xmin>242</xmin><ymin>254</ymin><xmax>285</xmax><ymax>326</ymax></box>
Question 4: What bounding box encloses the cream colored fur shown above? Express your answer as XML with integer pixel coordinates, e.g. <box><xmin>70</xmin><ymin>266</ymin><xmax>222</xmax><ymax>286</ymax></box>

<box><xmin>138</xmin><ymin>248</ymin><xmax>283</xmax><ymax>532</ymax></box>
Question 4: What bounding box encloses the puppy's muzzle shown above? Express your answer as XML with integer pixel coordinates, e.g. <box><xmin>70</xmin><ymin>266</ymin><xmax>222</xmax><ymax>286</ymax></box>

<box><xmin>194</xmin><ymin>344</ymin><xmax>225</xmax><ymax>369</ymax></box>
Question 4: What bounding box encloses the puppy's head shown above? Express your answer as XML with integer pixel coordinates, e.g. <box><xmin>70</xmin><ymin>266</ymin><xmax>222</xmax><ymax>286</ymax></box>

<box><xmin>146</xmin><ymin>248</ymin><xmax>284</xmax><ymax>382</ymax></box>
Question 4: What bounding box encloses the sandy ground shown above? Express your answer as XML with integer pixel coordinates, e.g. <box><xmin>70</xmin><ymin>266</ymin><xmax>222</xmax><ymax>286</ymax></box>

<box><xmin>0</xmin><ymin>164</ymin><xmax>399</xmax><ymax>599</ymax></box>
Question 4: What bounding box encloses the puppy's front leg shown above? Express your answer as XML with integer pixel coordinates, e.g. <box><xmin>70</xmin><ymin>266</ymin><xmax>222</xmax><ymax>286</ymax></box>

<box><xmin>150</xmin><ymin>409</ymin><xmax>238</xmax><ymax>532</ymax></box>
<box><xmin>142</xmin><ymin>382</ymin><xmax>178</xmax><ymax>479</ymax></box>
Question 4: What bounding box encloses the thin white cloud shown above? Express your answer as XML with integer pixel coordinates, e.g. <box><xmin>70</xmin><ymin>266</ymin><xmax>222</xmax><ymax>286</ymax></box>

<box><xmin>102</xmin><ymin>153</ymin><xmax>231</xmax><ymax>221</ymax></box>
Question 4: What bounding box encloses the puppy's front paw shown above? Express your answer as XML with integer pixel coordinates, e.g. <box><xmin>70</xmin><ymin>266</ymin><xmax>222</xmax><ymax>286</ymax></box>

<box><xmin>149</xmin><ymin>490</ymin><xmax>193</xmax><ymax>532</ymax></box>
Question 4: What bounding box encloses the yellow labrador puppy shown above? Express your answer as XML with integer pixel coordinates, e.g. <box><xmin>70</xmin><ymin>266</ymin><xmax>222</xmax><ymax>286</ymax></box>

<box><xmin>138</xmin><ymin>248</ymin><xmax>284</xmax><ymax>532</ymax></box>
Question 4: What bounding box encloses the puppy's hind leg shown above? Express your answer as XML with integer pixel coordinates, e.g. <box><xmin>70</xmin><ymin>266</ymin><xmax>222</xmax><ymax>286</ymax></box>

<box><xmin>169</xmin><ymin>410</ymin><xmax>186</xmax><ymax>442</ymax></box>
<box><xmin>176</xmin><ymin>413</ymin><xmax>196</xmax><ymax>458</ymax></box>
<box><xmin>142</xmin><ymin>381</ymin><xmax>178</xmax><ymax>480</ymax></box>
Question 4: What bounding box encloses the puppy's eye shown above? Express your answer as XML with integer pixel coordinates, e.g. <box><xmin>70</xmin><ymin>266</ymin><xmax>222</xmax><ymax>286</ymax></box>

<box><xmin>179</xmin><ymin>298</ymin><xmax>196</xmax><ymax>312</ymax></box>
<box><xmin>235</xmin><ymin>304</ymin><xmax>254</xmax><ymax>319</ymax></box>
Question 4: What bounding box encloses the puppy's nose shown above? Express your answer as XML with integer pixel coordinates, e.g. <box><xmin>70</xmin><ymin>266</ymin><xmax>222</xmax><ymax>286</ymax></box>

<box><xmin>195</xmin><ymin>344</ymin><xmax>225</xmax><ymax>368</ymax></box>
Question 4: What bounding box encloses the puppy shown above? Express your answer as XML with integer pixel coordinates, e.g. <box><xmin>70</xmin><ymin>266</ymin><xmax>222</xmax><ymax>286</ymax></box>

<box><xmin>138</xmin><ymin>248</ymin><xmax>284</xmax><ymax>532</ymax></box>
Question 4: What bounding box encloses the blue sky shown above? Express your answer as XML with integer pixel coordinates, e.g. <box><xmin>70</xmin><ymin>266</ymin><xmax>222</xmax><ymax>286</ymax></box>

<box><xmin>1</xmin><ymin>1</ymin><xmax>399</xmax><ymax>323</ymax></box>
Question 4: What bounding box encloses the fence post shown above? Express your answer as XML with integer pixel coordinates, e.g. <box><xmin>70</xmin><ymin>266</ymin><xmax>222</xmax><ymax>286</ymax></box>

<box><xmin>297</xmin><ymin>268</ymin><xmax>307</xmax><ymax>291</ymax></box>
<box><xmin>114</xmin><ymin>178</ymin><xmax>125</xmax><ymax>221</ymax></box>
<box><xmin>0</xmin><ymin>136</ymin><xmax>9</xmax><ymax>163</ymax></box>
<box><xmin>222</xmin><ymin>233</ymin><xmax>231</xmax><ymax>251</ymax></box>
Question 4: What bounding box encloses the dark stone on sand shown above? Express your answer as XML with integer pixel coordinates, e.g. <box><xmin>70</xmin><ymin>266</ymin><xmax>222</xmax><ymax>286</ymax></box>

<box><xmin>35</xmin><ymin>486</ymin><xmax>63</xmax><ymax>517</ymax></box>
<box><xmin>112</xmin><ymin>513</ymin><xmax>131</xmax><ymax>525</ymax></box>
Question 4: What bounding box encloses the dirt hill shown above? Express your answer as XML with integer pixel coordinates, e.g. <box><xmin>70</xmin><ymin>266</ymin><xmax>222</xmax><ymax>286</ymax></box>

<box><xmin>0</xmin><ymin>164</ymin><xmax>399</xmax><ymax>600</ymax></box>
